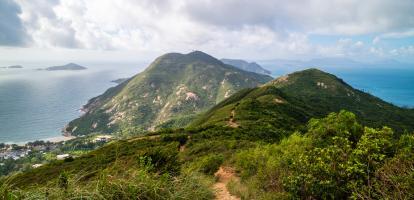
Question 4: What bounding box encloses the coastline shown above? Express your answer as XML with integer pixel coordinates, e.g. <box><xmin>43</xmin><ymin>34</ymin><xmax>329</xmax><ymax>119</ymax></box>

<box><xmin>44</xmin><ymin>135</ymin><xmax>76</xmax><ymax>143</ymax></box>
<box><xmin>4</xmin><ymin>135</ymin><xmax>76</xmax><ymax>146</ymax></box>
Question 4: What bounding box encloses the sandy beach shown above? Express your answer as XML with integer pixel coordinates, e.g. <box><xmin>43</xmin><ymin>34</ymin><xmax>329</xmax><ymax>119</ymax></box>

<box><xmin>44</xmin><ymin>135</ymin><xmax>76</xmax><ymax>143</ymax></box>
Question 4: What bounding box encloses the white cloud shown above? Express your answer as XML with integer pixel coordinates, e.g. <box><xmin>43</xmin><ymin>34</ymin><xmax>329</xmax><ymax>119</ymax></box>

<box><xmin>183</xmin><ymin>0</ymin><xmax>414</xmax><ymax>35</ymax></box>
<box><xmin>314</xmin><ymin>38</ymin><xmax>368</xmax><ymax>59</ymax></box>
<box><xmin>1</xmin><ymin>0</ymin><xmax>413</xmax><ymax>61</ymax></box>
<box><xmin>373</xmin><ymin>29</ymin><xmax>414</xmax><ymax>44</ymax></box>
<box><xmin>390</xmin><ymin>46</ymin><xmax>414</xmax><ymax>56</ymax></box>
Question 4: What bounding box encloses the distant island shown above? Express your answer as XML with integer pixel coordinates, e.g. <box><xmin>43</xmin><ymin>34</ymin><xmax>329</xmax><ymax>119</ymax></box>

<box><xmin>41</xmin><ymin>63</ymin><xmax>87</xmax><ymax>71</ymax></box>
<box><xmin>111</xmin><ymin>78</ymin><xmax>129</xmax><ymax>84</ymax></box>
<box><xmin>0</xmin><ymin>65</ymin><xmax>23</xmax><ymax>69</ymax></box>
<box><xmin>221</xmin><ymin>59</ymin><xmax>271</xmax><ymax>75</ymax></box>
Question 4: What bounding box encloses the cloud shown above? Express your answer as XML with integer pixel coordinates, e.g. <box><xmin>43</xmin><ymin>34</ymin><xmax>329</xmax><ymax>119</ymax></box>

<box><xmin>373</xmin><ymin>29</ymin><xmax>414</xmax><ymax>44</ymax></box>
<box><xmin>314</xmin><ymin>38</ymin><xmax>369</xmax><ymax>59</ymax></box>
<box><xmin>183</xmin><ymin>0</ymin><xmax>414</xmax><ymax>35</ymax></box>
<box><xmin>390</xmin><ymin>46</ymin><xmax>414</xmax><ymax>56</ymax></box>
<box><xmin>0</xmin><ymin>0</ymin><xmax>28</xmax><ymax>46</ymax></box>
<box><xmin>1</xmin><ymin>0</ymin><xmax>413</xmax><ymax>61</ymax></box>
<box><xmin>16</xmin><ymin>0</ymin><xmax>81</xmax><ymax>48</ymax></box>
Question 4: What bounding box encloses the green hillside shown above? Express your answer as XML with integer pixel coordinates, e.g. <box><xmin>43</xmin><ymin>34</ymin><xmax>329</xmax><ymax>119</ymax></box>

<box><xmin>65</xmin><ymin>51</ymin><xmax>272</xmax><ymax>136</ymax></box>
<box><xmin>2</xmin><ymin>111</ymin><xmax>413</xmax><ymax>199</ymax></box>
<box><xmin>2</xmin><ymin>68</ymin><xmax>413</xmax><ymax>199</ymax></box>
<box><xmin>191</xmin><ymin>68</ymin><xmax>414</xmax><ymax>133</ymax></box>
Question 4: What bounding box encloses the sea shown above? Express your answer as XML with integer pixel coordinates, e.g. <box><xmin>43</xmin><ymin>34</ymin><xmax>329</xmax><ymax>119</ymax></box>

<box><xmin>0</xmin><ymin>63</ymin><xmax>144</xmax><ymax>144</ymax></box>
<box><xmin>0</xmin><ymin>63</ymin><xmax>413</xmax><ymax>143</ymax></box>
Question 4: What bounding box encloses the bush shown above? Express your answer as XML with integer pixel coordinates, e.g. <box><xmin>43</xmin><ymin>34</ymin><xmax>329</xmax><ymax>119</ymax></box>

<box><xmin>233</xmin><ymin>111</ymin><xmax>412</xmax><ymax>199</ymax></box>
<box><xmin>186</xmin><ymin>154</ymin><xmax>224</xmax><ymax>175</ymax></box>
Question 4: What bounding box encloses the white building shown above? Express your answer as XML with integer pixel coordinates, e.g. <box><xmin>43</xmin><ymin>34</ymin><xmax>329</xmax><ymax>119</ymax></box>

<box><xmin>93</xmin><ymin>135</ymin><xmax>113</xmax><ymax>143</ymax></box>
<box><xmin>32</xmin><ymin>164</ymin><xmax>43</xmax><ymax>168</ymax></box>
<box><xmin>56</xmin><ymin>154</ymin><xmax>70</xmax><ymax>160</ymax></box>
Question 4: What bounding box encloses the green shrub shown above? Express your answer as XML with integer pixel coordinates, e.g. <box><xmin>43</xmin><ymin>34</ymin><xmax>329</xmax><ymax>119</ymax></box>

<box><xmin>186</xmin><ymin>154</ymin><xmax>224</xmax><ymax>175</ymax></box>
<box><xmin>233</xmin><ymin>111</ymin><xmax>413</xmax><ymax>199</ymax></box>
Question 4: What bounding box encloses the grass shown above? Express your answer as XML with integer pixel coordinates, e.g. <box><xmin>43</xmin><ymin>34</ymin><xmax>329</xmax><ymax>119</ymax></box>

<box><xmin>1</xmin><ymin>111</ymin><xmax>414</xmax><ymax>199</ymax></box>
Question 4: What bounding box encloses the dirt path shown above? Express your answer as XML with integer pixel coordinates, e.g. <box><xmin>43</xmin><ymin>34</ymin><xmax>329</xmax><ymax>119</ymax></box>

<box><xmin>213</xmin><ymin>167</ymin><xmax>240</xmax><ymax>200</ymax></box>
<box><xmin>128</xmin><ymin>135</ymin><xmax>160</xmax><ymax>142</ymax></box>
<box><xmin>179</xmin><ymin>144</ymin><xmax>186</xmax><ymax>152</ymax></box>
<box><xmin>228</xmin><ymin>110</ymin><xmax>239</xmax><ymax>128</ymax></box>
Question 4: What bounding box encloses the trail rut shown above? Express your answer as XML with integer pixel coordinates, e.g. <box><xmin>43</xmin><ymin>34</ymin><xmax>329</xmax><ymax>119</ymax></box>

<box><xmin>213</xmin><ymin>167</ymin><xmax>240</xmax><ymax>200</ymax></box>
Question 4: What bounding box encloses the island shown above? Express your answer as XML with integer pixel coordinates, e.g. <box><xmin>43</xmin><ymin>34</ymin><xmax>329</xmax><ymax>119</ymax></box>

<box><xmin>42</xmin><ymin>63</ymin><xmax>87</xmax><ymax>71</ymax></box>
<box><xmin>0</xmin><ymin>65</ymin><xmax>23</xmax><ymax>69</ymax></box>
<box><xmin>8</xmin><ymin>65</ymin><xmax>23</xmax><ymax>69</ymax></box>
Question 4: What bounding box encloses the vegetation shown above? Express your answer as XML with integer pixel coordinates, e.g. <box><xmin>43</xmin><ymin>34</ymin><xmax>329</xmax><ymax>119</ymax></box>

<box><xmin>2</xmin><ymin>110</ymin><xmax>413</xmax><ymax>199</ymax></box>
<box><xmin>0</xmin><ymin>136</ymin><xmax>109</xmax><ymax>177</ymax></box>
<box><xmin>2</xmin><ymin>67</ymin><xmax>414</xmax><ymax>199</ymax></box>
<box><xmin>65</xmin><ymin>51</ymin><xmax>272</xmax><ymax>136</ymax></box>
<box><xmin>192</xmin><ymin>68</ymin><xmax>414</xmax><ymax>133</ymax></box>
<box><xmin>232</xmin><ymin>111</ymin><xmax>414</xmax><ymax>199</ymax></box>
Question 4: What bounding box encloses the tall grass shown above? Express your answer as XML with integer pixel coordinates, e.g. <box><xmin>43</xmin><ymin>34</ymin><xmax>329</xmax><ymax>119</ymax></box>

<box><xmin>0</xmin><ymin>169</ymin><xmax>214</xmax><ymax>200</ymax></box>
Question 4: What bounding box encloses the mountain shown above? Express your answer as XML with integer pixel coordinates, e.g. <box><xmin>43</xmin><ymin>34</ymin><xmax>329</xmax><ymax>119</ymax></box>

<box><xmin>111</xmin><ymin>78</ymin><xmax>129</xmax><ymax>84</ymax></box>
<box><xmin>221</xmin><ymin>58</ymin><xmax>271</xmax><ymax>75</ymax></box>
<box><xmin>64</xmin><ymin>51</ymin><xmax>272</xmax><ymax>135</ymax></box>
<box><xmin>191</xmin><ymin>68</ymin><xmax>414</xmax><ymax>133</ymax></box>
<box><xmin>44</xmin><ymin>63</ymin><xmax>87</xmax><ymax>71</ymax></box>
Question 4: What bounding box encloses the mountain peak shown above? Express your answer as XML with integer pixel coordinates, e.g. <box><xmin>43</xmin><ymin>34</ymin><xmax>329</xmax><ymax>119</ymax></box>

<box><xmin>65</xmin><ymin>51</ymin><xmax>272</xmax><ymax>135</ymax></box>
<box><xmin>64</xmin><ymin>63</ymin><xmax>82</xmax><ymax>67</ymax></box>
<box><xmin>153</xmin><ymin>51</ymin><xmax>221</xmax><ymax>69</ymax></box>
<box><xmin>290</xmin><ymin>68</ymin><xmax>331</xmax><ymax>75</ymax></box>
<box><xmin>289</xmin><ymin>68</ymin><xmax>346</xmax><ymax>83</ymax></box>
<box><xmin>268</xmin><ymin>68</ymin><xmax>333</xmax><ymax>84</ymax></box>
<box><xmin>186</xmin><ymin>51</ymin><xmax>221</xmax><ymax>64</ymax></box>
<box><xmin>220</xmin><ymin>58</ymin><xmax>271</xmax><ymax>75</ymax></box>
<box><xmin>187</xmin><ymin>50</ymin><xmax>209</xmax><ymax>56</ymax></box>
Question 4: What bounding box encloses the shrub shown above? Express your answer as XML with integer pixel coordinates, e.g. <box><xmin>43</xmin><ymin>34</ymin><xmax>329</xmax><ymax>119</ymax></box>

<box><xmin>186</xmin><ymin>154</ymin><xmax>224</xmax><ymax>175</ymax></box>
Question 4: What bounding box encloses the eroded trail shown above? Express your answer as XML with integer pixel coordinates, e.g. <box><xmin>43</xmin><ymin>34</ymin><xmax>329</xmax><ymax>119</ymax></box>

<box><xmin>228</xmin><ymin>109</ymin><xmax>239</xmax><ymax>128</ymax></box>
<box><xmin>213</xmin><ymin>167</ymin><xmax>240</xmax><ymax>200</ymax></box>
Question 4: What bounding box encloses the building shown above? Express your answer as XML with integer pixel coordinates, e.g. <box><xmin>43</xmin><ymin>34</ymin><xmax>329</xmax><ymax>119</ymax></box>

<box><xmin>93</xmin><ymin>135</ymin><xmax>113</xmax><ymax>143</ymax></box>
<box><xmin>56</xmin><ymin>154</ymin><xmax>70</xmax><ymax>160</ymax></box>
<box><xmin>32</xmin><ymin>164</ymin><xmax>43</xmax><ymax>168</ymax></box>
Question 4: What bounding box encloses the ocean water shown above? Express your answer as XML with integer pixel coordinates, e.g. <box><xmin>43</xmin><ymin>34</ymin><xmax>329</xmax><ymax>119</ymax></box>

<box><xmin>328</xmin><ymin>68</ymin><xmax>414</xmax><ymax>108</ymax></box>
<box><xmin>0</xmin><ymin>64</ymin><xmax>143</xmax><ymax>143</ymax></box>
<box><xmin>0</xmin><ymin>64</ymin><xmax>413</xmax><ymax>143</ymax></box>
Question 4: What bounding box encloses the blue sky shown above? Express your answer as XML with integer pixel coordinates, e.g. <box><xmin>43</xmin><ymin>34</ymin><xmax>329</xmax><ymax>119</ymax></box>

<box><xmin>0</xmin><ymin>0</ymin><xmax>413</xmax><ymax>63</ymax></box>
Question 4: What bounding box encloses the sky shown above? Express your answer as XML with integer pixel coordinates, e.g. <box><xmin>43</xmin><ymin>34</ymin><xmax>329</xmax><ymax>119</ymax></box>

<box><xmin>0</xmin><ymin>0</ymin><xmax>414</xmax><ymax>64</ymax></box>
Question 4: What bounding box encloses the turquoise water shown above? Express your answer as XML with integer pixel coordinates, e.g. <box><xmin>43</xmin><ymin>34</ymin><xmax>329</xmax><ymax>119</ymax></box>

<box><xmin>0</xmin><ymin>65</ymin><xmax>413</xmax><ymax>143</ymax></box>
<box><xmin>0</xmin><ymin>64</ymin><xmax>142</xmax><ymax>143</ymax></box>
